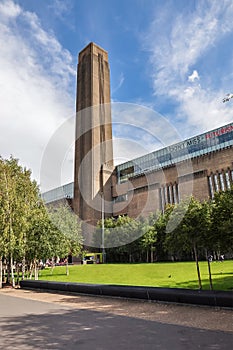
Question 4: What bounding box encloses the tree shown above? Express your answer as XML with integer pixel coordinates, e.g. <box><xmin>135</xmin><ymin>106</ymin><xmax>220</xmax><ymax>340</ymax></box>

<box><xmin>141</xmin><ymin>213</ymin><xmax>158</xmax><ymax>263</ymax></box>
<box><xmin>210</xmin><ymin>188</ymin><xmax>233</xmax><ymax>256</ymax></box>
<box><xmin>164</xmin><ymin>197</ymin><xmax>209</xmax><ymax>289</ymax></box>
<box><xmin>0</xmin><ymin>157</ymin><xmax>46</xmax><ymax>286</ymax></box>
<box><xmin>25</xmin><ymin>202</ymin><xmax>57</xmax><ymax>279</ymax></box>
<box><xmin>48</xmin><ymin>203</ymin><xmax>83</xmax><ymax>275</ymax></box>
<box><xmin>0</xmin><ymin>157</ymin><xmax>75</xmax><ymax>285</ymax></box>
<box><xmin>93</xmin><ymin>216</ymin><xmax>142</xmax><ymax>263</ymax></box>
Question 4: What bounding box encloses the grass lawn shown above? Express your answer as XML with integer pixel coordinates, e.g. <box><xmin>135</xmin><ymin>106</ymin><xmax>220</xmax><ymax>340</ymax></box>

<box><xmin>39</xmin><ymin>260</ymin><xmax>233</xmax><ymax>291</ymax></box>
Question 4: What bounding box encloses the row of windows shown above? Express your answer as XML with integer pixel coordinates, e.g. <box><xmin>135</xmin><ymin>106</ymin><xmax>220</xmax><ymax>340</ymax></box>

<box><xmin>114</xmin><ymin>168</ymin><xmax>233</xmax><ymax>210</ymax></box>
<box><xmin>115</xmin><ymin>171</ymin><xmax>232</xmax><ymax>212</ymax></box>
<box><xmin>160</xmin><ymin>183</ymin><xmax>179</xmax><ymax>210</ymax></box>
<box><xmin>208</xmin><ymin>170</ymin><xmax>233</xmax><ymax>199</ymax></box>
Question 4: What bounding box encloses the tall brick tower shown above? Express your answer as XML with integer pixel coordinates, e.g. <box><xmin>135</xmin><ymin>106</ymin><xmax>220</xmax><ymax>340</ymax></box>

<box><xmin>73</xmin><ymin>43</ymin><xmax>114</xmax><ymax>232</ymax></box>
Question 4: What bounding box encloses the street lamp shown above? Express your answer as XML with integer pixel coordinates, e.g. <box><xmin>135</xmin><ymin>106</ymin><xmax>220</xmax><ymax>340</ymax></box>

<box><xmin>100</xmin><ymin>164</ymin><xmax>105</xmax><ymax>263</ymax></box>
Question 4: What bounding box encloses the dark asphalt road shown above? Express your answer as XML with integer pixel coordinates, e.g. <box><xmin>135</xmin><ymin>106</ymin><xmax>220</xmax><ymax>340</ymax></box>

<box><xmin>0</xmin><ymin>291</ymin><xmax>232</xmax><ymax>350</ymax></box>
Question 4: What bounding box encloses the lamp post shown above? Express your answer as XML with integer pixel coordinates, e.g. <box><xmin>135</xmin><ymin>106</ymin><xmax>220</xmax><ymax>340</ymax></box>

<box><xmin>100</xmin><ymin>164</ymin><xmax>106</xmax><ymax>263</ymax></box>
<box><xmin>101</xmin><ymin>190</ymin><xmax>105</xmax><ymax>263</ymax></box>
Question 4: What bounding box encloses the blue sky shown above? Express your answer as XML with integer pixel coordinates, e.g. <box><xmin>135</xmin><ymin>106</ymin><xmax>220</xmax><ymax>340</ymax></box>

<box><xmin>1</xmin><ymin>0</ymin><xmax>233</xmax><ymax>190</ymax></box>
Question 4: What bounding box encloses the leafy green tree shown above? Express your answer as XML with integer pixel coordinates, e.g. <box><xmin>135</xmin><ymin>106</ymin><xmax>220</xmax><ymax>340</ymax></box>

<box><xmin>94</xmin><ymin>216</ymin><xmax>142</xmax><ymax>263</ymax></box>
<box><xmin>210</xmin><ymin>188</ymin><xmax>233</xmax><ymax>256</ymax></box>
<box><xmin>25</xmin><ymin>203</ymin><xmax>58</xmax><ymax>279</ymax></box>
<box><xmin>0</xmin><ymin>157</ymin><xmax>44</xmax><ymax>285</ymax></box>
<box><xmin>141</xmin><ymin>213</ymin><xmax>158</xmax><ymax>263</ymax></box>
<box><xmin>0</xmin><ymin>157</ymin><xmax>79</xmax><ymax>285</ymax></box>
<box><xmin>165</xmin><ymin>197</ymin><xmax>209</xmax><ymax>289</ymax></box>
<box><xmin>48</xmin><ymin>203</ymin><xmax>83</xmax><ymax>275</ymax></box>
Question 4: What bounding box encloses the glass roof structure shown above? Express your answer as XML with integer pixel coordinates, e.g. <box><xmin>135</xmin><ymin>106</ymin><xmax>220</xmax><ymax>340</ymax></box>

<box><xmin>42</xmin><ymin>182</ymin><xmax>73</xmax><ymax>204</ymax></box>
<box><xmin>117</xmin><ymin>122</ymin><xmax>233</xmax><ymax>183</ymax></box>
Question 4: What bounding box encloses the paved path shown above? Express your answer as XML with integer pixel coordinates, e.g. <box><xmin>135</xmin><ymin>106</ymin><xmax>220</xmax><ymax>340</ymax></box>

<box><xmin>0</xmin><ymin>289</ymin><xmax>232</xmax><ymax>350</ymax></box>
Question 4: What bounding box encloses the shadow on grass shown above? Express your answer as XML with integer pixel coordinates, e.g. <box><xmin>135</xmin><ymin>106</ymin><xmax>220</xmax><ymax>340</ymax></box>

<box><xmin>211</xmin><ymin>272</ymin><xmax>233</xmax><ymax>276</ymax></box>
<box><xmin>171</xmin><ymin>275</ymin><xmax>233</xmax><ymax>291</ymax></box>
<box><xmin>0</xmin><ymin>296</ymin><xmax>232</xmax><ymax>350</ymax></box>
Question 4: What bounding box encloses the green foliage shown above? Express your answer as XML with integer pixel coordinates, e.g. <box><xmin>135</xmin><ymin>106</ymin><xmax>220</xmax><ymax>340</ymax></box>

<box><xmin>93</xmin><ymin>192</ymin><xmax>233</xmax><ymax>265</ymax></box>
<box><xmin>0</xmin><ymin>157</ymin><xmax>84</xmax><ymax>285</ymax></box>
<box><xmin>210</xmin><ymin>188</ymin><xmax>233</xmax><ymax>253</ymax></box>
<box><xmin>0</xmin><ymin>157</ymin><xmax>42</xmax><ymax>260</ymax></box>
<box><xmin>48</xmin><ymin>203</ymin><xmax>83</xmax><ymax>258</ymax></box>
<box><xmin>164</xmin><ymin>197</ymin><xmax>209</xmax><ymax>256</ymax></box>
<box><xmin>94</xmin><ymin>215</ymin><xmax>140</xmax><ymax>248</ymax></box>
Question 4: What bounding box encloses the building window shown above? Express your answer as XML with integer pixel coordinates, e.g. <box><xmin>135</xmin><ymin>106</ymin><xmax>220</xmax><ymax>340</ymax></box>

<box><xmin>170</xmin><ymin>185</ymin><xmax>174</xmax><ymax>203</ymax></box>
<box><xmin>172</xmin><ymin>184</ymin><xmax>177</xmax><ymax>204</ymax></box>
<box><xmin>208</xmin><ymin>169</ymin><xmax>233</xmax><ymax>198</ymax></box>
<box><xmin>208</xmin><ymin>176</ymin><xmax>214</xmax><ymax>199</ymax></box>
<box><xmin>214</xmin><ymin>174</ymin><xmax>219</xmax><ymax>192</ymax></box>
<box><xmin>226</xmin><ymin>171</ymin><xmax>231</xmax><ymax>189</ymax></box>
<box><xmin>164</xmin><ymin>186</ymin><xmax>168</xmax><ymax>205</ymax></box>
<box><xmin>166</xmin><ymin>186</ymin><xmax>170</xmax><ymax>204</ymax></box>
<box><xmin>160</xmin><ymin>187</ymin><xmax>165</xmax><ymax>211</ymax></box>
<box><xmin>114</xmin><ymin>194</ymin><xmax>128</xmax><ymax>203</ymax></box>
<box><xmin>219</xmin><ymin>173</ymin><xmax>225</xmax><ymax>191</ymax></box>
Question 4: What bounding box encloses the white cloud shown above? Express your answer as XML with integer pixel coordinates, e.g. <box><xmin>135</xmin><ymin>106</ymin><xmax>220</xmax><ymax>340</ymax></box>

<box><xmin>0</xmin><ymin>0</ymin><xmax>76</xmax><ymax>189</ymax></box>
<box><xmin>0</xmin><ymin>0</ymin><xmax>21</xmax><ymax>18</ymax></box>
<box><xmin>188</xmin><ymin>70</ymin><xmax>199</xmax><ymax>82</ymax></box>
<box><xmin>143</xmin><ymin>0</ymin><xmax>233</xmax><ymax>134</ymax></box>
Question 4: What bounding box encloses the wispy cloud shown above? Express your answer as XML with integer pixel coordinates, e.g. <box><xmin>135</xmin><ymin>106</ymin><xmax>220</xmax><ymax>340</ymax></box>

<box><xmin>48</xmin><ymin>0</ymin><xmax>75</xmax><ymax>30</ymax></box>
<box><xmin>48</xmin><ymin>0</ymin><xmax>73</xmax><ymax>18</ymax></box>
<box><xmin>142</xmin><ymin>0</ymin><xmax>233</xmax><ymax>134</ymax></box>
<box><xmin>0</xmin><ymin>0</ymin><xmax>76</xmax><ymax>186</ymax></box>
<box><xmin>112</xmin><ymin>72</ymin><xmax>125</xmax><ymax>93</ymax></box>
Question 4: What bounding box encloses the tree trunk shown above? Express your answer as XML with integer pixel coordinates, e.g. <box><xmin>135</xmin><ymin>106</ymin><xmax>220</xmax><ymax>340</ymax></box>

<box><xmin>193</xmin><ymin>243</ymin><xmax>202</xmax><ymax>290</ymax></box>
<box><xmin>22</xmin><ymin>256</ymin><xmax>25</xmax><ymax>280</ymax></box>
<box><xmin>213</xmin><ymin>251</ymin><xmax>217</xmax><ymax>261</ymax></box>
<box><xmin>2</xmin><ymin>260</ymin><xmax>6</xmax><ymax>283</ymax></box>
<box><xmin>34</xmin><ymin>258</ymin><xmax>38</xmax><ymax>280</ymax></box>
<box><xmin>150</xmin><ymin>247</ymin><xmax>153</xmax><ymax>263</ymax></box>
<box><xmin>207</xmin><ymin>258</ymin><xmax>213</xmax><ymax>290</ymax></box>
<box><xmin>205</xmin><ymin>249</ymin><xmax>213</xmax><ymax>290</ymax></box>
<box><xmin>34</xmin><ymin>259</ymin><xmax>36</xmax><ymax>280</ymax></box>
<box><xmin>10</xmin><ymin>254</ymin><xmax>15</xmax><ymax>287</ymax></box>
<box><xmin>146</xmin><ymin>250</ymin><xmax>149</xmax><ymax>263</ymax></box>
<box><xmin>66</xmin><ymin>260</ymin><xmax>69</xmax><ymax>276</ymax></box>
<box><xmin>50</xmin><ymin>257</ymin><xmax>55</xmax><ymax>275</ymax></box>
<box><xmin>0</xmin><ymin>257</ymin><xmax>2</xmax><ymax>289</ymax></box>
<box><xmin>16</xmin><ymin>264</ymin><xmax>20</xmax><ymax>286</ymax></box>
<box><xmin>29</xmin><ymin>261</ymin><xmax>33</xmax><ymax>279</ymax></box>
<box><xmin>7</xmin><ymin>257</ymin><xmax>10</xmax><ymax>283</ymax></box>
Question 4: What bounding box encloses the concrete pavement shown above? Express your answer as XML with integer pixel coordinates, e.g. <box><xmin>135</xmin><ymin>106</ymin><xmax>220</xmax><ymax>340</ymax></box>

<box><xmin>0</xmin><ymin>289</ymin><xmax>232</xmax><ymax>350</ymax></box>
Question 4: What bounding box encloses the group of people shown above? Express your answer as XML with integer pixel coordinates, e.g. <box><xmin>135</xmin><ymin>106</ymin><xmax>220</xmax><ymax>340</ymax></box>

<box><xmin>208</xmin><ymin>254</ymin><xmax>224</xmax><ymax>262</ymax></box>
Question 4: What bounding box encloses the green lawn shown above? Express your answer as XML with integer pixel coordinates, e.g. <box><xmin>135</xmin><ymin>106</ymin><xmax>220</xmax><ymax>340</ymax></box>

<box><xmin>39</xmin><ymin>260</ymin><xmax>233</xmax><ymax>291</ymax></box>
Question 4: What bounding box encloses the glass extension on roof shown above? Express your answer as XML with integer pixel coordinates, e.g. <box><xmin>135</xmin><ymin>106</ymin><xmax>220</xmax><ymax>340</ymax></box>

<box><xmin>42</xmin><ymin>182</ymin><xmax>74</xmax><ymax>204</ymax></box>
<box><xmin>117</xmin><ymin>122</ymin><xmax>233</xmax><ymax>183</ymax></box>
